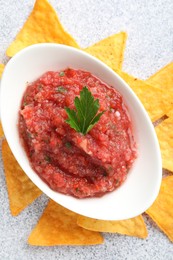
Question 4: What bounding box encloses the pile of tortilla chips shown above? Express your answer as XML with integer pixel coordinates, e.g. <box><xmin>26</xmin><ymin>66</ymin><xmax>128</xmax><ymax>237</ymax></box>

<box><xmin>1</xmin><ymin>0</ymin><xmax>173</xmax><ymax>246</ymax></box>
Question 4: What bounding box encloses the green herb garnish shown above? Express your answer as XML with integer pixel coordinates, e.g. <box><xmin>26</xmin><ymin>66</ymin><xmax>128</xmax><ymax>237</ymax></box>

<box><xmin>23</xmin><ymin>101</ymin><xmax>28</xmax><ymax>107</ymax></box>
<box><xmin>27</xmin><ymin>132</ymin><xmax>32</xmax><ymax>139</ymax></box>
<box><xmin>56</xmin><ymin>86</ymin><xmax>67</xmax><ymax>93</ymax></box>
<box><xmin>45</xmin><ymin>155</ymin><xmax>51</xmax><ymax>162</ymax></box>
<box><xmin>59</xmin><ymin>71</ymin><xmax>65</xmax><ymax>76</ymax></box>
<box><xmin>65</xmin><ymin>86</ymin><xmax>104</xmax><ymax>135</ymax></box>
<box><xmin>65</xmin><ymin>142</ymin><xmax>72</xmax><ymax>149</ymax></box>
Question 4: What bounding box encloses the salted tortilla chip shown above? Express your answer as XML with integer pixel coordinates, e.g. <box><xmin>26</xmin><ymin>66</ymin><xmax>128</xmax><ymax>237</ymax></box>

<box><xmin>6</xmin><ymin>0</ymin><xmax>79</xmax><ymax>57</ymax></box>
<box><xmin>77</xmin><ymin>215</ymin><xmax>147</xmax><ymax>238</ymax></box>
<box><xmin>115</xmin><ymin>70</ymin><xmax>171</xmax><ymax>122</ymax></box>
<box><xmin>0</xmin><ymin>64</ymin><xmax>4</xmax><ymax>78</ymax></box>
<box><xmin>28</xmin><ymin>200</ymin><xmax>103</xmax><ymax>246</ymax></box>
<box><xmin>146</xmin><ymin>176</ymin><xmax>173</xmax><ymax>242</ymax></box>
<box><xmin>146</xmin><ymin>62</ymin><xmax>173</xmax><ymax>91</ymax></box>
<box><xmin>2</xmin><ymin>139</ymin><xmax>42</xmax><ymax>216</ymax></box>
<box><xmin>85</xmin><ymin>32</ymin><xmax>127</xmax><ymax>70</ymax></box>
<box><xmin>155</xmin><ymin>111</ymin><xmax>173</xmax><ymax>172</ymax></box>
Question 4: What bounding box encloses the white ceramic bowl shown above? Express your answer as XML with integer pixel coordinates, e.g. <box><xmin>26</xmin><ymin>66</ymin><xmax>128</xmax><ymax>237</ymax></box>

<box><xmin>0</xmin><ymin>44</ymin><xmax>162</xmax><ymax>220</ymax></box>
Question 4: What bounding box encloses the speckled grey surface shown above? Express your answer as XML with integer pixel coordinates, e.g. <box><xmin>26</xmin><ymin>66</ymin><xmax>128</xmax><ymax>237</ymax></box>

<box><xmin>0</xmin><ymin>0</ymin><xmax>173</xmax><ymax>259</ymax></box>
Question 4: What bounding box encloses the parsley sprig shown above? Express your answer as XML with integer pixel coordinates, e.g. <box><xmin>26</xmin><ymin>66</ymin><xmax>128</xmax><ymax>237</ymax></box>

<box><xmin>65</xmin><ymin>86</ymin><xmax>104</xmax><ymax>135</ymax></box>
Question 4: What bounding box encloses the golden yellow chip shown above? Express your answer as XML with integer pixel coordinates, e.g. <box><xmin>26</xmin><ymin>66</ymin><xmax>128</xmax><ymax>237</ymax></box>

<box><xmin>155</xmin><ymin>111</ymin><xmax>173</xmax><ymax>172</ymax></box>
<box><xmin>85</xmin><ymin>32</ymin><xmax>127</xmax><ymax>70</ymax></box>
<box><xmin>0</xmin><ymin>122</ymin><xmax>4</xmax><ymax>138</ymax></box>
<box><xmin>2</xmin><ymin>139</ymin><xmax>42</xmax><ymax>216</ymax></box>
<box><xmin>146</xmin><ymin>176</ymin><xmax>173</xmax><ymax>242</ymax></box>
<box><xmin>6</xmin><ymin>0</ymin><xmax>79</xmax><ymax>57</ymax></box>
<box><xmin>115</xmin><ymin>70</ymin><xmax>171</xmax><ymax>122</ymax></box>
<box><xmin>146</xmin><ymin>62</ymin><xmax>173</xmax><ymax>91</ymax></box>
<box><xmin>77</xmin><ymin>215</ymin><xmax>147</xmax><ymax>238</ymax></box>
<box><xmin>28</xmin><ymin>200</ymin><xmax>104</xmax><ymax>246</ymax></box>
<box><xmin>0</xmin><ymin>63</ymin><xmax>5</xmax><ymax>78</ymax></box>
<box><xmin>146</xmin><ymin>63</ymin><xmax>173</xmax><ymax>117</ymax></box>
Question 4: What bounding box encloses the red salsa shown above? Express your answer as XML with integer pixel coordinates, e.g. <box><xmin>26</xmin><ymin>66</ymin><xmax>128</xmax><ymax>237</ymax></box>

<box><xmin>19</xmin><ymin>68</ymin><xmax>137</xmax><ymax>198</ymax></box>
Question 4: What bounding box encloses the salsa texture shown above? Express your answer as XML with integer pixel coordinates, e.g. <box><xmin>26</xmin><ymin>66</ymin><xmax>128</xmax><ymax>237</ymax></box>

<box><xmin>19</xmin><ymin>68</ymin><xmax>137</xmax><ymax>198</ymax></box>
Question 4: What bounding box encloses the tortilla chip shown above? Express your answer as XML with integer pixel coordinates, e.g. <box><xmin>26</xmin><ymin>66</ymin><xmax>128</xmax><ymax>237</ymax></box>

<box><xmin>77</xmin><ymin>215</ymin><xmax>147</xmax><ymax>239</ymax></box>
<box><xmin>2</xmin><ymin>139</ymin><xmax>42</xmax><ymax>216</ymax></box>
<box><xmin>146</xmin><ymin>176</ymin><xmax>173</xmax><ymax>242</ymax></box>
<box><xmin>6</xmin><ymin>0</ymin><xmax>79</xmax><ymax>57</ymax></box>
<box><xmin>146</xmin><ymin>63</ymin><xmax>173</xmax><ymax>116</ymax></box>
<box><xmin>28</xmin><ymin>200</ymin><xmax>104</xmax><ymax>246</ymax></box>
<box><xmin>0</xmin><ymin>122</ymin><xmax>4</xmax><ymax>138</ymax></box>
<box><xmin>155</xmin><ymin>111</ymin><xmax>173</xmax><ymax>172</ymax></box>
<box><xmin>85</xmin><ymin>32</ymin><xmax>127</xmax><ymax>70</ymax></box>
<box><xmin>115</xmin><ymin>70</ymin><xmax>171</xmax><ymax>122</ymax></box>
<box><xmin>146</xmin><ymin>62</ymin><xmax>173</xmax><ymax>91</ymax></box>
<box><xmin>0</xmin><ymin>63</ymin><xmax>5</xmax><ymax>78</ymax></box>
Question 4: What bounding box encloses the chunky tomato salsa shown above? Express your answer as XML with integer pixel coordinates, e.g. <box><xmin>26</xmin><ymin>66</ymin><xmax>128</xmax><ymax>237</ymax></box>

<box><xmin>19</xmin><ymin>68</ymin><xmax>137</xmax><ymax>198</ymax></box>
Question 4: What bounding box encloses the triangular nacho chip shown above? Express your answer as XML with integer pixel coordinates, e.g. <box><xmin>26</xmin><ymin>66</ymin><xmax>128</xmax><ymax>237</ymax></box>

<box><xmin>2</xmin><ymin>139</ymin><xmax>42</xmax><ymax>216</ymax></box>
<box><xmin>6</xmin><ymin>0</ymin><xmax>79</xmax><ymax>57</ymax></box>
<box><xmin>146</xmin><ymin>176</ymin><xmax>173</xmax><ymax>242</ymax></box>
<box><xmin>28</xmin><ymin>200</ymin><xmax>104</xmax><ymax>246</ymax></box>
<box><xmin>155</xmin><ymin>111</ymin><xmax>173</xmax><ymax>172</ymax></box>
<box><xmin>146</xmin><ymin>63</ymin><xmax>173</xmax><ymax>116</ymax></box>
<box><xmin>115</xmin><ymin>70</ymin><xmax>171</xmax><ymax>122</ymax></box>
<box><xmin>146</xmin><ymin>62</ymin><xmax>173</xmax><ymax>91</ymax></box>
<box><xmin>0</xmin><ymin>63</ymin><xmax>5</xmax><ymax>78</ymax></box>
<box><xmin>85</xmin><ymin>32</ymin><xmax>127</xmax><ymax>70</ymax></box>
<box><xmin>0</xmin><ymin>122</ymin><xmax>4</xmax><ymax>138</ymax></box>
<box><xmin>77</xmin><ymin>215</ymin><xmax>147</xmax><ymax>238</ymax></box>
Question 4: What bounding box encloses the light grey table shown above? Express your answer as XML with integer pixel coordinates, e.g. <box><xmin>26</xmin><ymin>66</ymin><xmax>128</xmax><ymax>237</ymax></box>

<box><xmin>0</xmin><ymin>1</ymin><xmax>173</xmax><ymax>259</ymax></box>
